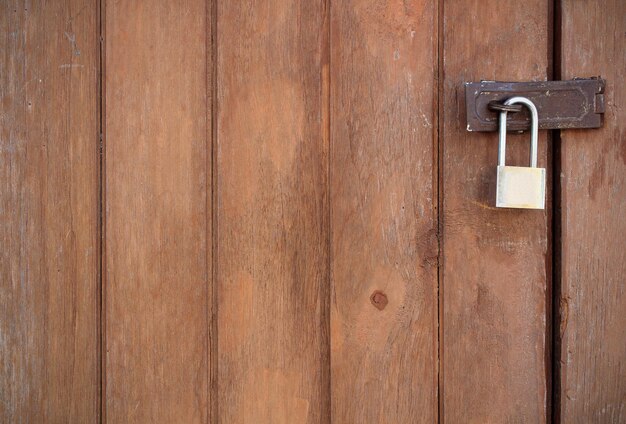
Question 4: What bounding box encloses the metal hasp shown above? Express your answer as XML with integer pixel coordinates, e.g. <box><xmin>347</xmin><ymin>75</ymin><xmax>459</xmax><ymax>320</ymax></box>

<box><xmin>465</xmin><ymin>78</ymin><xmax>605</xmax><ymax>132</ymax></box>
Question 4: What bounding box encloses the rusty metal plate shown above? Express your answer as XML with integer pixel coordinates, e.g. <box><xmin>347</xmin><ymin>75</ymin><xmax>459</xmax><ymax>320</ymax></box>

<box><xmin>465</xmin><ymin>78</ymin><xmax>605</xmax><ymax>132</ymax></box>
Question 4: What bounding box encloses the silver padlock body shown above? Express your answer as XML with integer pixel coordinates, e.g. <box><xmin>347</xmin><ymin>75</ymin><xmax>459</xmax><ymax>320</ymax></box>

<box><xmin>496</xmin><ymin>165</ymin><xmax>546</xmax><ymax>209</ymax></box>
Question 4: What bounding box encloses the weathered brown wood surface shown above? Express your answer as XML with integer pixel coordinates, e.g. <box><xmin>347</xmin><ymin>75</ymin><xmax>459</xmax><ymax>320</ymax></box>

<box><xmin>441</xmin><ymin>1</ymin><xmax>550</xmax><ymax>422</ymax></box>
<box><xmin>330</xmin><ymin>1</ymin><xmax>438</xmax><ymax>422</ymax></box>
<box><xmin>3</xmin><ymin>1</ymin><xmax>626</xmax><ymax>421</ymax></box>
<box><xmin>558</xmin><ymin>1</ymin><xmax>626</xmax><ymax>422</ymax></box>
<box><xmin>216</xmin><ymin>1</ymin><xmax>330</xmax><ymax>422</ymax></box>
<box><xmin>0</xmin><ymin>1</ymin><xmax>100</xmax><ymax>422</ymax></box>
<box><xmin>104</xmin><ymin>1</ymin><xmax>210</xmax><ymax>422</ymax></box>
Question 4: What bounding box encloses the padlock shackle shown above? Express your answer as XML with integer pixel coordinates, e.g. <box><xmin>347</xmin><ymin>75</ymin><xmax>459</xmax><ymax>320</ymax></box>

<box><xmin>497</xmin><ymin>97</ymin><xmax>539</xmax><ymax>168</ymax></box>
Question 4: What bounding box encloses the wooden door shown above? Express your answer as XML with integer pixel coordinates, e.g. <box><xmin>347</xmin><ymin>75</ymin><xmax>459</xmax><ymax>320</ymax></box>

<box><xmin>1</xmin><ymin>1</ymin><xmax>624</xmax><ymax>423</ymax></box>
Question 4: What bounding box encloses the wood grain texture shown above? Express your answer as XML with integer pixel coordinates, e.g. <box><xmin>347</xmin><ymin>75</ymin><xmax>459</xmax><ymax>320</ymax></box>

<box><xmin>558</xmin><ymin>1</ymin><xmax>626</xmax><ymax>421</ymax></box>
<box><xmin>0</xmin><ymin>1</ymin><xmax>100</xmax><ymax>421</ymax></box>
<box><xmin>441</xmin><ymin>1</ymin><xmax>550</xmax><ymax>422</ymax></box>
<box><xmin>104</xmin><ymin>1</ymin><xmax>210</xmax><ymax>422</ymax></box>
<box><xmin>330</xmin><ymin>1</ymin><xmax>438</xmax><ymax>422</ymax></box>
<box><xmin>216</xmin><ymin>1</ymin><xmax>330</xmax><ymax>422</ymax></box>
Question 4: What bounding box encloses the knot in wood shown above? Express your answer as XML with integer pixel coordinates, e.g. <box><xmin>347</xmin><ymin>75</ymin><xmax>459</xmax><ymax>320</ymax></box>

<box><xmin>370</xmin><ymin>290</ymin><xmax>388</xmax><ymax>311</ymax></box>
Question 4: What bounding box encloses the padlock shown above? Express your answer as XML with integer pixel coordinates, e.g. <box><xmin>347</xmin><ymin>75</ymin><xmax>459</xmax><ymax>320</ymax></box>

<box><xmin>495</xmin><ymin>96</ymin><xmax>546</xmax><ymax>209</ymax></box>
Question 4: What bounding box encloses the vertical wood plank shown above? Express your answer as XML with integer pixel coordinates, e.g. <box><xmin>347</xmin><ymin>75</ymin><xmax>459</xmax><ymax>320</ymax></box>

<box><xmin>0</xmin><ymin>1</ymin><xmax>100</xmax><ymax>421</ymax></box>
<box><xmin>330</xmin><ymin>1</ymin><xmax>439</xmax><ymax>421</ymax></box>
<box><xmin>216</xmin><ymin>1</ymin><xmax>329</xmax><ymax>423</ymax></box>
<box><xmin>104</xmin><ymin>1</ymin><xmax>210</xmax><ymax>422</ymax></box>
<box><xmin>559</xmin><ymin>1</ymin><xmax>626</xmax><ymax>421</ymax></box>
<box><xmin>441</xmin><ymin>1</ymin><xmax>550</xmax><ymax>422</ymax></box>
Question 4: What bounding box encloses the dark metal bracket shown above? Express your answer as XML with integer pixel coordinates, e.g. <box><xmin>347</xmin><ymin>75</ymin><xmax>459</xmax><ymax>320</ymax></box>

<box><xmin>465</xmin><ymin>78</ymin><xmax>605</xmax><ymax>132</ymax></box>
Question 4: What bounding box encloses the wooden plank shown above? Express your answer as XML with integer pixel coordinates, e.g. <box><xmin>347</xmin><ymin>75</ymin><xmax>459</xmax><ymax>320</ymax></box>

<box><xmin>0</xmin><ymin>1</ymin><xmax>100</xmax><ymax>421</ymax></box>
<box><xmin>441</xmin><ymin>1</ymin><xmax>550</xmax><ymax>422</ymax></box>
<box><xmin>330</xmin><ymin>1</ymin><xmax>438</xmax><ymax>421</ymax></box>
<box><xmin>104</xmin><ymin>1</ymin><xmax>210</xmax><ymax>422</ymax></box>
<box><xmin>216</xmin><ymin>1</ymin><xmax>329</xmax><ymax>422</ymax></box>
<box><xmin>558</xmin><ymin>1</ymin><xmax>626</xmax><ymax>421</ymax></box>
